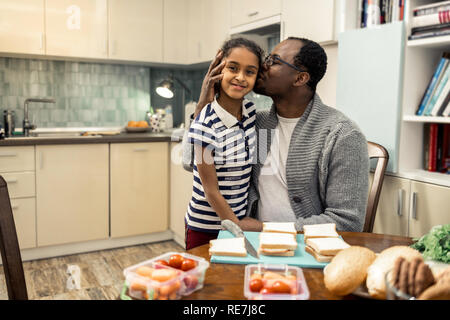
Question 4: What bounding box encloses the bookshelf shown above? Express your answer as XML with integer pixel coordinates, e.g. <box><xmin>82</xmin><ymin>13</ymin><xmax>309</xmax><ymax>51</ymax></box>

<box><xmin>407</xmin><ymin>34</ymin><xmax>450</xmax><ymax>48</ymax></box>
<box><xmin>399</xmin><ymin>0</ymin><xmax>450</xmax><ymax>187</ymax></box>
<box><xmin>403</xmin><ymin>115</ymin><xmax>450</xmax><ymax>123</ymax></box>
<box><xmin>338</xmin><ymin>1</ymin><xmax>450</xmax><ymax>237</ymax></box>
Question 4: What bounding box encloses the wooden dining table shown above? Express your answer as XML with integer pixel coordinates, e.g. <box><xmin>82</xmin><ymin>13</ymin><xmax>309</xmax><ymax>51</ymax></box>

<box><xmin>185</xmin><ymin>232</ymin><xmax>414</xmax><ymax>300</ymax></box>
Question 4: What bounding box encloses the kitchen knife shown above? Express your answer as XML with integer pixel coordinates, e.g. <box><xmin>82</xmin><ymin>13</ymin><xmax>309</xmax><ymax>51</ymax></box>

<box><xmin>221</xmin><ymin>219</ymin><xmax>259</xmax><ymax>259</ymax></box>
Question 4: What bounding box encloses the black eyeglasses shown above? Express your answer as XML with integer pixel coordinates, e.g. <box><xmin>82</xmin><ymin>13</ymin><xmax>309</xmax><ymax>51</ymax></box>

<box><xmin>264</xmin><ymin>55</ymin><xmax>306</xmax><ymax>72</ymax></box>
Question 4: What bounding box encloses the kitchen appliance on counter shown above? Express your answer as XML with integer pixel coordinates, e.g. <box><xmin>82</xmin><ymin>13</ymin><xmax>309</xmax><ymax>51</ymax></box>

<box><xmin>3</xmin><ymin>110</ymin><xmax>15</xmax><ymax>137</ymax></box>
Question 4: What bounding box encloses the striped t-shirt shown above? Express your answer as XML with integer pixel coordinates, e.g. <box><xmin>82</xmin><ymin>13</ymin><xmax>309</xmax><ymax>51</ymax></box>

<box><xmin>185</xmin><ymin>98</ymin><xmax>256</xmax><ymax>233</ymax></box>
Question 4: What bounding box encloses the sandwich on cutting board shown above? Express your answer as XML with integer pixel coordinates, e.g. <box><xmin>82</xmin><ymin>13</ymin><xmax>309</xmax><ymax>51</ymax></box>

<box><xmin>259</xmin><ymin>222</ymin><xmax>298</xmax><ymax>256</ymax></box>
<box><xmin>303</xmin><ymin>223</ymin><xmax>350</xmax><ymax>262</ymax></box>
<box><xmin>209</xmin><ymin>237</ymin><xmax>247</xmax><ymax>257</ymax></box>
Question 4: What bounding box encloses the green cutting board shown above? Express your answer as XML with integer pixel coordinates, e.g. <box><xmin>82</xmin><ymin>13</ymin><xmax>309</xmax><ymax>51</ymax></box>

<box><xmin>210</xmin><ymin>231</ymin><xmax>328</xmax><ymax>269</ymax></box>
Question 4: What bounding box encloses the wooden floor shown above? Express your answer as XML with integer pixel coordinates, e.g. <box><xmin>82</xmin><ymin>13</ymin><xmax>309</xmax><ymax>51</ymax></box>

<box><xmin>0</xmin><ymin>240</ymin><xmax>184</xmax><ymax>300</ymax></box>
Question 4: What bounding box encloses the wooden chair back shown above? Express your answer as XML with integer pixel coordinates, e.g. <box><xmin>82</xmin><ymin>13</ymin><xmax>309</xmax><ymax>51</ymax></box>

<box><xmin>364</xmin><ymin>141</ymin><xmax>389</xmax><ymax>233</ymax></box>
<box><xmin>0</xmin><ymin>175</ymin><xmax>28</xmax><ymax>300</ymax></box>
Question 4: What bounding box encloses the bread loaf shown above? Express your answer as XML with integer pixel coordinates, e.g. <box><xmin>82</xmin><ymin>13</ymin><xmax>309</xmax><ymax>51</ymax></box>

<box><xmin>324</xmin><ymin>246</ymin><xmax>377</xmax><ymax>296</ymax></box>
<box><xmin>366</xmin><ymin>246</ymin><xmax>422</xmax><ymax>299</ymax></box>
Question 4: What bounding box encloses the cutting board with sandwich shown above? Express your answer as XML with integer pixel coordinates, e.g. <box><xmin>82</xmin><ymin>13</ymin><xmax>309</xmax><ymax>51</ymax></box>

<box><xmin>209</xmin><ymin>221</ymin><xmax>350</xmax><ymax>268</ymax></box>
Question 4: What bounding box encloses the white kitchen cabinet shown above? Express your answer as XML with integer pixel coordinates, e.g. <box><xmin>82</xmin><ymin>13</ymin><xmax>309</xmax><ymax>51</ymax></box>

<box><xmin>373</xmin><ymin>175</ymin><xmax>410</xmax><ymax>237</ymax></box>
<box><xmin>10</xmin><ymin>197</ymin><xmax>36</xmax><ymax>249</ymax></box>
<box><xmin>0</xmin><ymin>0</ymin><xmax>45</xmax><ymax>55</ymax></box>
<box><xmin>282</xmin><ymin>0</ymin><xmax>359</xmax><ymax>44</ymax></box>
<box><xmin>0</xmin><ymin>146</ymin><xmax>36</xmax><ymax>249</ymax></box>
<box><xmin>45</xmin><ymin>0</ymin><xmax>108</xmax><ymax>59</ymax></box>
<box><xmin>108</xmin><ymin>0</ymin><xmax>163</xmax><ymax>63</ymax></box>
<box><xmin>282</xmin><ymin>0</ymin><xmax>335</xmax><ymax>44</ymax></box>
<box><xmin>187</xmin><ymin>0</ymin><xmax>231</xmax><ymax>64</ymax></box>
<box><xmin>163</xmin><ymin>0</ymin><xmax>188</xmax><ymax>64</ymax></box>
<box><xmin>373</xmin><ymin>175</ymin><xmax>450</xmax><ymax>238</ymax></box>
<box><xmin>110</xmin><ymin>142</ymin><xmax>169</xmax><ymax>238</ymax></box>
<box><xmin>36</xmin><ymin>144</ymin><xmax>109</xmax><ymax>247</ymax></box>
<box><xmin>169</xmin><ymin>142</ymin><xmax>193</xmax><ymax>247</ymax></box>
<box><xmin>409</xmin><ymin>181</ymin><xmax>450</xmax><ymax>239</ymax></box>
<box><xmin>230</xmin><ymin>0</ymin><xmax>280</xmax><ymax>27</ymax></box>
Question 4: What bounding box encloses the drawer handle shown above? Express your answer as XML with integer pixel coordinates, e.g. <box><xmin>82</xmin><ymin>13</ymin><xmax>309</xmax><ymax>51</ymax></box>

<box><xmin>410</xmin><ymin>192</ymin><xmax>418</xmax><ymax>220</ymax></box>
<box><xmin>396</xmin><ymin>189</ymin><xmax>403</xmax><ymax>217</ymax></box>
<box><xmin>5</xmin><ymin>178</ymin><xmax>18</xmax><ymax>184</ymax></box>
<box><xmin>0</xmin><ymin>152</ymin><xmax>17</xmax><ymax>157</ymax></box>
<box><xmin>133</xmin><ymin>148</ymin><xmax>149</xmax><ymax>152</ymax></box>
<box><xmin>248</xmin><ymin>11</ymin><xmax>259</xmax><ymax>17</ymax></box>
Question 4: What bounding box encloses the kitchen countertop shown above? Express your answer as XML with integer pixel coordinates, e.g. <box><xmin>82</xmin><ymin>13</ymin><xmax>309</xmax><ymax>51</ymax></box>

<box><xmin>0</xmin><ymin>130</ymin><xmax>184</xmax><ymax>146</ymax></box>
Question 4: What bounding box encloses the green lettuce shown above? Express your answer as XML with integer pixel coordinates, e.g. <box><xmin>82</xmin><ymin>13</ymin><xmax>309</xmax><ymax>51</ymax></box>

<box><xmin>411</xmin><ymin>224</ymin><xmax>450</xmax><ymax>263</ymax></box>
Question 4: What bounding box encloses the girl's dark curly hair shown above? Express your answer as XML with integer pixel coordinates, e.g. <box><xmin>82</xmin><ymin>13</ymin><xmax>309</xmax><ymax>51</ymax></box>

<box><xmin>287</xmin><ymin>37</ymin><xmax>327</xmax><ymax>92</ymax></box>
<box><xmin>221</xmin><ymin>37</ymin><xmax>264</xmax><ymax>69</ymax></box>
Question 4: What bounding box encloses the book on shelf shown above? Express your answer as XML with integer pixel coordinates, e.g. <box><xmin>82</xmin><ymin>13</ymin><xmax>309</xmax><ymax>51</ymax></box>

<box><xmin>411</xmin><ymin>22</ymin><xmax>450</xmax><ymax>34</ymax></box>
<box><xmin>443</xmin><ymin>99</ymin><xmax>450</xmax><ymax>116</ymax></box>
<box><xmin>413</xmin><ymin>1</ymin><xmax>450</xmax><ymax>16</ymax></box>
<box><xmin>441</xmin><ymin>124</ymin><xmax>450</xmax><ymax>172</ymax></box>
<box><xmin>428</xmin><ymin>123</ymin><xmax>439</xmax><ymax>172</ymax></box>
<box><xmin>359</xmin><ymin>0</ymin><xmax>404</xmax><ymax>27</ymax></box>
<box><xmin>408</xmin><ymin>27</ymin><xmax>450</xmax><ymax>40</ymax></box>
<box><xmin>424</xmin><ymin>63</ymin><xmax>450</xmax><ymax>115</ymax></box>
<box><xmin>411</xmin><ymin>9</ymin><xmax>450</xmax><ymax>28</ymax></box>
<box><xmin>424</xmin><ymin>123</ymin><xmax>430</xmax><ymax>170</ymax></box>
<box><xmin>424</xmin><ymin>123</ymin><xmax>450</xmax><ymax>173</ymax></box>
<box><xmin>434</xmin><ymin>90</ymin><xmax>450</xmax><ymax>116</ymax></box>
<box><xmin>416</xmin><ymin>52</ymin><xmax>450</xmax><ymax>116</ymax></box>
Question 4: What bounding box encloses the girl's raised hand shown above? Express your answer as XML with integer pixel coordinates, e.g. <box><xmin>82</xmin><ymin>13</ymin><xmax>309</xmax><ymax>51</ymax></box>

<box><xmin>195</xmin><ymin>50</ymin><xmax>225</xmax><ymax>117</ymax></box>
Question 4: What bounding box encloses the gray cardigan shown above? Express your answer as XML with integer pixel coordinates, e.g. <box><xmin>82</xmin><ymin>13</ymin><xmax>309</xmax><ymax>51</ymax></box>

<box><xmin>247</xmin><ymin>94</ymin><xmax>369</xmax><ymax>232</ymax></box>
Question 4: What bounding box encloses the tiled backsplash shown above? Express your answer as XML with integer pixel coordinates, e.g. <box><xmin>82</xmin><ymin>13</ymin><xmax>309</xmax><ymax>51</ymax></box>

<box><xmin>0</xmin><ymin>57</ymin><xmax>205</xmax><ymax>129</ymax></box>
<box><xmin>0</xmin><ymin>57</ymin><xmax>271</xmax><ymax>130</ymax></box>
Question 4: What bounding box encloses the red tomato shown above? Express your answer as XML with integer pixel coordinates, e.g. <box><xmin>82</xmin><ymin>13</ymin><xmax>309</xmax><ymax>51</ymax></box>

<box><xmin>271</xmin><ymin>280</ymin><xmax>291</xmax><ymax>294</ymax></box>
<box><xmin>181</xmin><ymin>258</ymin><xmax>197</xmax><ymax>271</ymax></box>
<box><xmin>168</xmin><ymin>254</ymin><xmax>184</xmax><ymax>269</ymax></box>
<box><xmin>249</xmin><ymin>278</ymin><xmax>264</xmax><ymax>293</ymax></box>
<box><xmin>155</xmin><ymin>259</ymin><xmax>169</xmax><ymax>266</ymax></box>
<box><xmin>259</xmin><ymin>287</ymin><xmax>273</xmax><ymax>294</ymax></box>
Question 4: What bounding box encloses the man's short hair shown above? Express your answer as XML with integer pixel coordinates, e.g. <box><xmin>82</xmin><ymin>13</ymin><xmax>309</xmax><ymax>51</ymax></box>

<box><xmin>287</xmin><ymin>37</ymin><xmax>327</xmax><ymax>92</ymax></box>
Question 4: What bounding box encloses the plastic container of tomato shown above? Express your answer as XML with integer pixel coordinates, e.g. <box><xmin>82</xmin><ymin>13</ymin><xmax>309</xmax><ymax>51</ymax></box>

<box><xmin>244</xmin><ymin>263</ymin><xmax>310</xmax><ymax>300</ymax></box>
<box><xmin>122</xmin><ymin>252</ymin><xmax>209</xmax><ymax>300</ymax></box>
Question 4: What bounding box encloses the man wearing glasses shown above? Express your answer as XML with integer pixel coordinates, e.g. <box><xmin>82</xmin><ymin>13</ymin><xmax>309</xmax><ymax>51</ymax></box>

<box><xmin>192</xmin><ymin>37</ymin><xmax>369</xmax><ymax>232</ymax></box>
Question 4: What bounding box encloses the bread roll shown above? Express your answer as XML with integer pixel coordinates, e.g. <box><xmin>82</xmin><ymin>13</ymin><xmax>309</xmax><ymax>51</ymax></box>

<box><xmin>324</xmin><ymin>246</ymin><xmax>377</xmax><ymax>296</ymax></box>
<box><xmin>366</xmin><ymin>246</ymin><xmax>423</xmax><ymax>299</ymax></box>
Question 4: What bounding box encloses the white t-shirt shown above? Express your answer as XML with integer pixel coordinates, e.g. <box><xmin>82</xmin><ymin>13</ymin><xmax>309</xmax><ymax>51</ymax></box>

<box><xmin>257</xmin><ymin>114</ymin><xmax>300</xmax><ymax>222</ymax></box>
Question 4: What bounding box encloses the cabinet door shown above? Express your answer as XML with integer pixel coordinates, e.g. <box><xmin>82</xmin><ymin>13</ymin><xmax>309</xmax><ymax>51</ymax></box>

<box><xmin>110</xmin><ymin>142</ymin><xmax>169</xmax><ymax>238</ymax></box>
<box><xmin>36</xmin><ymin>144</ymin><xmax>109</xmax><ymax>246</ymax></box>
<box><xmin>108</xmin><ymin>0</ymin><xmax>163</xmax><ymax>62</ymax></box>
<box><xmin>11</xmin><ymin>197</ymin><xmax>36</xmax><ymax>249</ymax></box>
<box><xmin>282</xmin><ymin>0</ymin><xmax>335</xmax><ymax>43</ymax></box>
<box><xmin>0</xmin><ymin>0</ymin><xmax>45</xmax><ymax>55</ymax></box>
<box><xmin>163</xmin><ymin>0</ymin><xmax>188</xmax><ymax>64</ymax></box>
<box><xmin>373</xmin><ymin>175</ymin><xmax>410</xmax><ymax>237</ymax></box>
<box><xmin>409</xmin><ymin>181</ymin><xmax>450</xmax><ymax>239</ymax></box>
<box><xmin>188</xmin><ymin>0</ymin><xmax>230</xmax><ymax>64</ymax></box>
<box><xmin>169</xmin><ymin>143</ymin><xmax>193</xmax><ymax>247</ymax></box>
<box><xmin>45</xmin><ymin>0</ymin><xmax>108</xmax><ymax>59</ymax></box>
<box><xmin>231</xmin><ymin>0</ymin><xmax>280</xmax><ymax>27</ymax></box>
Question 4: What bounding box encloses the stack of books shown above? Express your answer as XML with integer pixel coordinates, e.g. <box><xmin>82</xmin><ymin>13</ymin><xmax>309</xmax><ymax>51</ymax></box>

<box><xmin>358</xmin><ymin>0</ymin><xmax>405</xmax><ymax>28</ymax></box>
<box><xmin>424</xmin><ymin>123</ymin><xmax>450</xmax><ymax>173</ymax></box>
<box><xmin>416</xmin><ymin>52</ymin><xmax>450</xmax><ymax>117</ymax></box>
<box><xmin>409</xmin><ymin>1</ymin><xmax>450</xmax><ymax>40</ymax></box>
